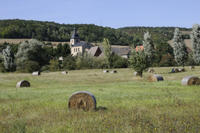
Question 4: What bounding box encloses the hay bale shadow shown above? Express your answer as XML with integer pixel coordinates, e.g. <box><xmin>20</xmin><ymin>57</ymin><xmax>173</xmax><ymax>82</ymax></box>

<box><xmin>96</xmin><ymin>106</ymin><xmax>107</xmax><ymax>111</ymax></box>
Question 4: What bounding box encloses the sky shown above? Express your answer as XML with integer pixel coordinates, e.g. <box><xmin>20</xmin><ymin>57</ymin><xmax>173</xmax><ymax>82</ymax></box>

<box><xmin>0</xmin><ymin>0</ymin><xmax>200</xmax><ymax>28</ymax></box>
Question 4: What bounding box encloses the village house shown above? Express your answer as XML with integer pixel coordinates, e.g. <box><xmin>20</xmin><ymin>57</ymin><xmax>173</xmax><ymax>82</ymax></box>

<box><xmin>70</xmin><ymin>28</ymin><xmax>131</xmax><ymax>58</ymax></box>
<box><xmin>70</xmin><ymin>28</ymin><xmax>91</xmax><ymax>56</ymax></box>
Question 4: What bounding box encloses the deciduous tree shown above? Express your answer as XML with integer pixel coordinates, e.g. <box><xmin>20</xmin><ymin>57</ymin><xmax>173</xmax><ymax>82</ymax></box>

<box><xmin>16</xmin><ymin>39</ymin><xmax>50</xmax><ymax>72</ymax></box>
<box><xmin>2</xmin><ymin>46</ymin><xmax>15</xmax><ymax>71</ymax></box>
<box><xmin>191</xmin><ymin>24</ymin><xmax>200</xmax><ymax>65</ymax></box>
<box><xmin>172</xmin><ymin>28</ymin><xmax>188</xmax><ymax>67</ymax></box>
<box><xmin>102</xmin><ymin>38</ymin><xmax>112</xmax><ymax>68</ymax></box>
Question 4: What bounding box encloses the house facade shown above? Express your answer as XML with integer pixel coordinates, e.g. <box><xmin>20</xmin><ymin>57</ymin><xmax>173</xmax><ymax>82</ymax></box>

<box><xmin>70</xmin><ymin>28</ymin><xmax>131</xmax><ymax>58</ymax></box>
<box><xmin>70</xmin><ymin>28</ymin><xmax>91</xmax><ymax>56</ymax></box>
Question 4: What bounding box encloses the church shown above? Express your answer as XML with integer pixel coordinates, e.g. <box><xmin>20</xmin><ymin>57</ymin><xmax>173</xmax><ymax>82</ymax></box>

<box><xmin>70</xmin><ymin>28</ymin><xmax>91</xmax><ymax>56</ymax></box>
<box><xmin>70</xmin><ymin>28</ymin><xmax>131</xmax><ymax>58</ymax></box>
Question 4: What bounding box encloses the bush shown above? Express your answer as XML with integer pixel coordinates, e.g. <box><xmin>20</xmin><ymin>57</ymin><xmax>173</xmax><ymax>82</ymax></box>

<box><xmin>76</xmin><ymin>54</ymin><xmax>109</xmax><ymax>69</ymax></box>
<box><xmin>16</xmin><ymin>39</ymin><xmax>50</xmax><ymax>72</ymax></box>
<box><xmin>63</xmin><ymin>56</ymin><xmax>76</xmax><ymax>70</ymax></box>
<box><xmin>17</xmin><ymin>61</ymin><xmax>40</xmax><ymax>73</ymax></box>
<box><xmin>0</xmin><ymin>62</ymin><xmax>6</xmax><ymax>72</ymax></box>
<box><xmin>110</xmin><ymin>54</ymin><xmax>128</xmax><ymax>68</ymax></box>
<box><xmin>41</xmin><ymin>65</ymin><xmax>50</xmax><ymax>72</ymax></box>
<box><xmin>49</xmin><ymin>59</ymin><xmax>60</xmax><ymax>71</ymax></box>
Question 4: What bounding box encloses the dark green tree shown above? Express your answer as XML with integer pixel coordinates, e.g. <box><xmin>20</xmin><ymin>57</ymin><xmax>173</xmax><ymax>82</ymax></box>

<box><xmin>15</xmin><ymin>39</ymin><xmax>50</xmax><ymax>72</ymax></box>
<box><xmin>129</xmin><ymin>50</ymin><xmax>150</xmax><ymax>77</ymax></box>
<box><xmin>102</xmin><ymin>38</ymin><xmax>112</xmax><ymax>68</ymax></box>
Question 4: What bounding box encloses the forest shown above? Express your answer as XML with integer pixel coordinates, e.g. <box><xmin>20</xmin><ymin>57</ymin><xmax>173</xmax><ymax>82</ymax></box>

<box><xmin>0</xmin><ymin>19</ymin><xmax>191</xmax><ymax>46</ymax></box>
<box><xmin>0</xmin><ymin>19</ymin><xmax>133</xmax><ymax>45</ymax></box>
<box><xmin>0</xmin><ymin>19</ymin><xmax>194</xmax><ymax>70</ymax></box>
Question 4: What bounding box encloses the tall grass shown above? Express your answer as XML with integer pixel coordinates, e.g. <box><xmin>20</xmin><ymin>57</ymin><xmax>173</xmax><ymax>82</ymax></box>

<box><xmin>0</xmin><ymin>67</ymin><xmax>200</xmax><ymax>133</ymax></box>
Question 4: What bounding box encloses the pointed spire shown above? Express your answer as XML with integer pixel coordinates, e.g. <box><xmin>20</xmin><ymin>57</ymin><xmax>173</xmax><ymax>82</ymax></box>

<box><xmin>71</xmin><ymin>27</ymin><xmax>79</xmax><ymax>39</ymax></box>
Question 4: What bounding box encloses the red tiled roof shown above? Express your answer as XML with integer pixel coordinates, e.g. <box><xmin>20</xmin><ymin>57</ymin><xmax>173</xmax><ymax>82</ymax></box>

<box><xmin>135</xmin><ymin>46</ymin><xmax>144</xmax><ymax>51</ymax></box>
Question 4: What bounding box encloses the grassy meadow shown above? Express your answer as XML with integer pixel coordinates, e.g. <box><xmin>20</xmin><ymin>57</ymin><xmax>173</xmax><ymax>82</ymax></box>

<box><xmin>0</xmin><ymin>67</ymin><xmax>200</xmax><ymax>133</ymax></box>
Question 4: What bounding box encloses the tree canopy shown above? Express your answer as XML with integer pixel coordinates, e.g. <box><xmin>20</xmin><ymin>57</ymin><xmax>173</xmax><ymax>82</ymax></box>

<box><xmin>0</xmin><ymin>19</ymin><xmax>133</xmax><ymax>45</ymax></box>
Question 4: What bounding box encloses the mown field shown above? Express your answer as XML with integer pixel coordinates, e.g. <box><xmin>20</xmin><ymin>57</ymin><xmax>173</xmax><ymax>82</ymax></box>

<box><xmin>0</xmin><ymin>67</ymin><xmax>200</xmax><ymax>133</ymax></box>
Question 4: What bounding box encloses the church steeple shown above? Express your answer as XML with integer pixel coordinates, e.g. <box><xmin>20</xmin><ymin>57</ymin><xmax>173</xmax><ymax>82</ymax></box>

<box><xmin>70</xmin><ymin>28</ymin><xmax>80</xmax><ymax>46</ymax></box>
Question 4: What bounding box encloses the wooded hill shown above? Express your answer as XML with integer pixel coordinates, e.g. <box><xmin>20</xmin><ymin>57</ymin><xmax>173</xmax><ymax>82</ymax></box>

<box><xmin>119</xmin><ymin>26</ymin><xmax>191</xmax><ymax>46</ymax></box>
<box><xmin>0</xmin><ymin>19</ymin><xmax>191</xmax><ymax>46</ymax></box>
<box><xmin>0</xmin><ymin>19</ymin><xmax>133</xmax><ymax>45</ymax></box>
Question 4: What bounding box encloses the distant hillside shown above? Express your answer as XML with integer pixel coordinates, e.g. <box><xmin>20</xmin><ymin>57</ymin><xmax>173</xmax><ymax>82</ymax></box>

<box><xmin>0</xmin><ymin>19</ymin><xmax>133</xmax><ymax>45</ymax></box>
<box><xmin>119</xmin><ymin>27</ymin><xmax>191</xmax><ymax>45</ymax></box>
<box><xmin>168</xmin><ymin>39</ymin><xmax>192</xmax><ymax>53</ymax></box>
<box><xmin>0</xmin><ymin>38</ymin><xmax>69</xmax><ymax>47</ymax></box>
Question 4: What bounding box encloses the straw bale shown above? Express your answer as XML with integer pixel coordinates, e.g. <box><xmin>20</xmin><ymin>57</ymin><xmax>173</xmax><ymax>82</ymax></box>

<box><xmin>32</xmin><ymin>71</ymin><xmax>40</xmax><ymax>76</ymax></box>
<box><xmin>174</xmin><ymin>68</ymin><xmax>179</xmax><ymax>73</ymax></box>
<box><xmin>61</xmin><ymin>71</ymin><xmax>68</xmax><ymax>75</ymax></box>
<box><xmin>148</xmin><ymin>68</ymin><xmax>155</xmax><ymax>73</ymax></box>
<box><xmin>16</xmin><ymin>80</ymin><xmax>30</xmax><ymax>88</ymax></box>
<box><xmin>68</xmin><ymin>91</ymin><xmax>96</xmax><ymax>111</ymax></box>
<box><xmin>178</xmin><ymin>68</ymin><xmax>185</xmax><ymax>72</ymax></box>
<box><xmin>134</xmin><ymin>72</ymin><xmax>142</xmax><ymax>77</ymax></box>
<box><xmin>148</xmin><ymin>74</ymin><xmax>164</xmax><ymax>82</ymax></box>
<box><xmin>103</xmin><ymin>70</ymin><xmax>109</xmax><ymax>73</ymax></box>
<box><xmin>181</xmin><ymin>76</ymin><xmax>200</xmax><ymax>86</ymax></box>
<box><xmin>110</xmin><ymin>70</ymin><xmax>117</xmax><ymax>74</ymax></box>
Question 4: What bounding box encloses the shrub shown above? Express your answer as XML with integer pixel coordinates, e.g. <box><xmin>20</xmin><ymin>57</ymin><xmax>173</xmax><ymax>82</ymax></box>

<box><xmin>41</xmin><ymin>65</ymin><xmax>50</xmax><ymax>72</ymax></box>
<box><xmin>63</xmin><ymin>56</ymin><xmax>76</xmax><ymax>70</ymax></box>
<box><xmin>111</xmin><ymin>54</ymin><xmax>128</xmax><ymax>68</ymax></box>
<box><xmin>16</xmin><ymin>39</ymin><xmax>50</xmax><ymax>72</ymax></box>
<box><xmin>17</xmin><ymin>60</ymin><xmax>40</xmax><ymax>73</ymax></box>
<box><xmin>49</xmin><ymin>59</ymin><xmax>60</xmax><ymax>71</ymax></box>
<box><xmin>0</xmin><ymin>62</ymin><xmax>6</xmax><ymax>72</ymax></box>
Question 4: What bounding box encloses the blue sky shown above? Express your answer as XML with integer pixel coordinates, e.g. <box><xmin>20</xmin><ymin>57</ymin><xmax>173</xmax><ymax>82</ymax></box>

<box><xmin>0</xmin><ymin>0</ymin><xmax>199</xmax><ymax>28</ymax></box>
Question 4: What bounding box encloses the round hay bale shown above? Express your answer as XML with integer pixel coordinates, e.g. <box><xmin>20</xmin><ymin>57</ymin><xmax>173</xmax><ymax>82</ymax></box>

<box><xmin>16</xmin><ymin>80</ymin><xmax>30</xmax><ymax>88</ymax></box>
<box><xmin>174</xmin><ymin>68</ymin><xmax>179</xmax><ymax>73</ymax></box>
<box><xmin>68</xmin><ymin>91</ymin><xmax>96</xmax><ymax>111</ymax></box>
<box><xmin>32</xmin><ymin>71</ymin><xmax>40</xmax><ymax>76</ymax></box>
<box><xmin>178</xmin><ymin>68</ymin><xmax>185</xmax><ymax>72</ymax></box>
<box><xmin>61</xmin><ymin>71</ymin><xmax>68</xmax><ymax>75</ymax></box>
<box><xmin>103</xmin><ymin>70</ymin><xmax>109</xmax><ymax>73</ymax></box>
<box><xmin>134</xmin><ymin>72</ymin><xmax>142</xmax><ymax>77</ymax></box>
<box><xmin>148</xmin><ymin>68</ymin><xmax>155</xmax><ymax>73</ymax></box>
<box><xmin>149</xmin><ymin>74</ymin><xmax>164</xmax><ymax>82</ymax></box>
<box><xmin>181</xmin><ymin>76</ymin><xmax>200</xmax><ymax>86</ymax></box>
<box><xmin>110</xmin><ymin>70</ymin><xmax>117</xmax><ymax>74</ymax></box>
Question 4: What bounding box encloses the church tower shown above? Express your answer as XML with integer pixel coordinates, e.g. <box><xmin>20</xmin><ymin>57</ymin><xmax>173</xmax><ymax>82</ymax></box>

<box><xmin>70</xmin><ymin>28</ymin><xmax>80</xmax><ymax>46</ymax></box>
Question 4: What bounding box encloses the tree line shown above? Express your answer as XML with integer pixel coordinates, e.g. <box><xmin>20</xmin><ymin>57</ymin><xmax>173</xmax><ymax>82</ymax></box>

<box><xmin>129</xmin><ymin>24</ymin><xmax>200</xmax><ymax>76</ymax></box>
<box><xmin>0</xmin><ymin>24</ymin><xmax>199</xmax><ymax>73</ymax></box>
<box><xmin>0</xmin><ymin>19</ymin><xmax>133</xmax><ymax>45</ymax></box>
<box><xmin>0</xmin><ymin>39</ymin><xmax>128</xmax><ymax>73</ymax></box>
